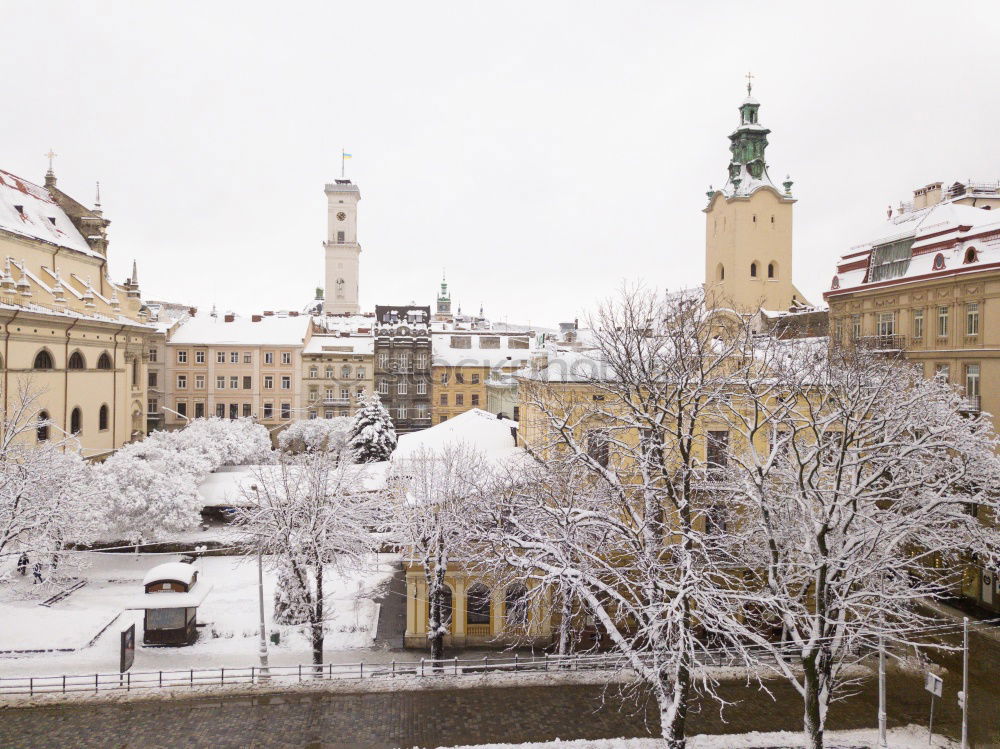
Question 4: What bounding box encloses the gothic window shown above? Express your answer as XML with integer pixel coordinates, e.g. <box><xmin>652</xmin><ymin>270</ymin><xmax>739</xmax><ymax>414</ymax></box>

<box><xmin>68</xmin><ymin>351</ymin><xmax>85</xmax><ymax>370</ymax></box>
<box><xmin>99</xmin><ymin>404</ymin><xmax>109</xmax><ymax>431</ymax></box>
<box><xmin>33</xmin><ymin>350</ymin><xmax>54</xmax><ymax>370</ymax></box>
<box><xmin>750</xmin><ymin>262</ymin><xmax>758</xmax><ymax>278</ymax></box>
<box><xmin>767</xmin><ymin>262</ymin><xmax>775</xmax><ymax>279</ymax></box>
<box><xmin>97</xmin><ymin>352</ymin><xmax>113</xmax><ymax>370</ymax></box>
<box><xmin>70</xmin><ymin>407</ymin><xmax>82</xmax><ymax>434</ymax></box>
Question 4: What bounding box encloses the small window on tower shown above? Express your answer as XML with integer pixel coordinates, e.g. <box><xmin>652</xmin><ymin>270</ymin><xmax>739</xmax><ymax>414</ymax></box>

<box><xmin>337</xmin><ymin>231</ymin><xmax>345</xmax><ymax>243</ymax></box>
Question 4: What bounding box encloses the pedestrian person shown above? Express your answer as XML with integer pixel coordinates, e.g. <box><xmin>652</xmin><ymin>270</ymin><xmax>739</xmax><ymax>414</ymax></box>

<box><xmin>32</xmin><ymin>561</ymin><xmax>43</xmax><ymax>584</ymax></box>
<box><xmin>16</xmin><ymin>552</ymin><xmax>28</xmax><ymax>576</ymax></box>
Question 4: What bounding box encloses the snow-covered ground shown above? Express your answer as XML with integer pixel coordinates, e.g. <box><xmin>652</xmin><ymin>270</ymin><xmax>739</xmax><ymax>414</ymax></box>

<box><xmin>439</xmin><ymin>724</ymin><xmax>958</xmax><ymax>748</ymax></box>
<box><xmin>0</xmin><ymin>552</ymin><xmax>396</xmax><ymax>677</ymax></box>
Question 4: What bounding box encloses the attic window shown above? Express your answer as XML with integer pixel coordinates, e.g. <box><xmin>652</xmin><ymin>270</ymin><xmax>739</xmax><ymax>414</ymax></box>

<box><xmin>47</xmin><ymin>217</ymin><xmax>56</xmax><ymax>226</ymax></box>
<box><xmin>867</xmin><ymin>237</ymin><xmax>914</xmax><ymax>283</ymax></box>
<box><xmin>964</xmin><ymin>247</ymin><xmax>978</xmax><ymax>264</ymax></box>
<box><xmin>932</xmin><ymin>253</ymin><xmax>946</xmax><ymax>271</ymax></box>
<box><xmin>14</xmin><ymin>205</ymin><xmax>25</xmax><ymax>217</ymax></box>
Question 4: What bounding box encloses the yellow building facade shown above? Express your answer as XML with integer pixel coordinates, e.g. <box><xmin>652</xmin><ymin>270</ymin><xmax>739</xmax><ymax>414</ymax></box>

<box><xmin>0</xmin><ymin>166</ymin><xmax>155</xmax><ymax>458</ymax></box>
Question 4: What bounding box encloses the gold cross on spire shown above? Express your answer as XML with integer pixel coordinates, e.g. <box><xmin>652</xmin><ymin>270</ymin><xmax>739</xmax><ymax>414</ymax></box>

<box><xmin>745</xmin><ymin>71</ymin><xmax>755</xmax><ymax>96</ymax></box>
<box><xmin>45</xmin><ymin>149</ymin><xmax>57</xmax><ymax>172</ymax></box>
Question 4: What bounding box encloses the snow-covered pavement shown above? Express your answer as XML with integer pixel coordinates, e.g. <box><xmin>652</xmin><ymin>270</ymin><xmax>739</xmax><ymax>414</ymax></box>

<box><xmin>0</xmin><ymin>552</ymin><xmax>397</xmax><ymax>677</ymax></box>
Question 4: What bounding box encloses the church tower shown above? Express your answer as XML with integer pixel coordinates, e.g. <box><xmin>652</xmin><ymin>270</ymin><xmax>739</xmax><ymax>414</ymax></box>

<box><xmin>433</xmin><ymin>273</ymin><xmax>453</xmax><ymax>322</ymax></box>
<box><xmin>703</xmin><ymin>81</ymin><xmax>807</xmax><ymax>312</ymax></box>
<box><xmin>323</xmin><ymin>179</ymin><xmax>361</xmax><ymax>315</ymax></box>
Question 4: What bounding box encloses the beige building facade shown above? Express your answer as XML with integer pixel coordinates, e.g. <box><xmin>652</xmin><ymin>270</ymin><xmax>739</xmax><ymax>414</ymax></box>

<box><xmin>0</xmin><ymin>165</ymin><xmax>155</xmax><ymax>458</ymax></box>
<box><xmin>163</xmin><ymin>312</ymin><xmax>309</xmax><ymax>429</ymax></box>
<box><xmin>301</xmin><ymin>333</ymin><xmax>374</xmax><ymax>419</ymax></box>
<box><xmin>826</xmin><ymin>178</ymin><xmax>1000</xmax><ymax>612</ymax></box>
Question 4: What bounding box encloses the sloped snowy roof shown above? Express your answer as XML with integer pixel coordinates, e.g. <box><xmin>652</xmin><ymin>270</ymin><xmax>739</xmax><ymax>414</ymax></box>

<box><xmin>303</xmin><ymin>334</ymin><xmax>374</xmax><ymax>355</ymax></box>
<box><xmin>170</xmin><ymin>314</ymin><xmax>310</xmax><ymax>346</ymax></box>
<box><xmin>0</xmin><ymin>170</ymin><xmax>97</xmax><ymax>257</ymax></box>
<box><xmin>143</xmin><ymin>562</ymin><xmax>198</xmax><ymax>586</ymax></box>
<box><xmin>828</xmin><ymin>199</ymin><xmax>1000</xmax><ymax>296</ymax></box>
<box><xmin>393</xmin><ymin>408</ymin><xmax>523</xmax><ymax>467</ymax></box>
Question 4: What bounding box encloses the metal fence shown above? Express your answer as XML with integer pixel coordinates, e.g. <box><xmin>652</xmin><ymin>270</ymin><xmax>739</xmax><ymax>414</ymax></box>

<box><xmin>0</xmin><ymin>649</ymin><xmax>770</xmax><ymax>698</ymax></box>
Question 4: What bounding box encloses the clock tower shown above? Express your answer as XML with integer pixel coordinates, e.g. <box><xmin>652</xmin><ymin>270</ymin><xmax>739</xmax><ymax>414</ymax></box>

<box><xmin>323</xmin><ymin>179</ymin><xmax>362</xmax><ymax>315</ymax></box>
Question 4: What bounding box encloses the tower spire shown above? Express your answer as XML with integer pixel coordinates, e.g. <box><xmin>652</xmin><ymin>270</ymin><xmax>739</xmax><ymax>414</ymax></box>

<box><xmin>44</xmin><ymin>149</ymin><xmax>58</xmax><ymax>188</ymax></box>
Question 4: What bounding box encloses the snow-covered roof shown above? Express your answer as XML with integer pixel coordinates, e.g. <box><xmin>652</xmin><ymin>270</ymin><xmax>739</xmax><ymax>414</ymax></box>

<box><xmin>169</xmin><ymin>314</ymin><xmax>310</xmax><ymax>346</ymax></box>
<box><xmin>198</xmin><ymin>461</ymin><xmax>388</xmax><ymax>506</ymax></box>
<box><xmin>0</xmin><ymin>170</ymin><xmax>98</xmax><ymax>257</ymax></box>
<box><xmin>827</xmin><ymin>198</ymin><xmax>1000</xmax><ymax>298</ymax></box>
<box><xmin>303</xmin><ymin>334</ymin><xmax>374</xmax><ymax>356</ymax></box>
<box><xmin>431</xmin><ymin>332</ymin><xmax>538</xmax><ymax>368</ymax></box>
<box><xmin>517</xmin><ymin>347</ymin><xmax>608</xmax><ymax>383</ymax></box>
<box><xmin>312</xmin><ymin>314</ymin><xmax>376</xmax><ymax>334</ymax></box>
<box><xmin>143</xmin><ymin>562</ymin><xmax>199</xmax><ymax>586</ymax></box>
<box><xmin>394</xmin><ymin>408</ymin><xmax>523</xmax><ymax>467</ymax></box>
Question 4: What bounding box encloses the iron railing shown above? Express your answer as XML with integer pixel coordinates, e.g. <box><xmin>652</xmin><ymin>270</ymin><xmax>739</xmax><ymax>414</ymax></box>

<box><xmin>0</xmin><ymin>648</ymin><xmax>787</xmax><ymax>698</ymax></box>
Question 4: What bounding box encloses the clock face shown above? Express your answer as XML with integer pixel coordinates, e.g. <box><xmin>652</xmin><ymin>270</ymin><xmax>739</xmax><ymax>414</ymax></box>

<box><xmin>336</xmin><ymin>212</ymin><xmax>347</xmax><ymax>221</ymax></box>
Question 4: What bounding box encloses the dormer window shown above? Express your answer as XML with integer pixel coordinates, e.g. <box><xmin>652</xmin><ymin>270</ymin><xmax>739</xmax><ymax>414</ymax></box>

<box><xmin>14</xmin><ymin>205</ymin><xmax>25</xmax><ymax>219</ymax></box>
<box><xmin>47</xmin><ymin>217</ymin><xmax>56</xmax><ymax>226</ymax></box>
<box><xmin>963</xmin><ymin>247</ymin><xmax>978</xmax><ymax>264</ymax></box>
<box><xmin>932</xmin><ymin>253</ymin><xmax>946</xmax><ymax>271</ymax></box>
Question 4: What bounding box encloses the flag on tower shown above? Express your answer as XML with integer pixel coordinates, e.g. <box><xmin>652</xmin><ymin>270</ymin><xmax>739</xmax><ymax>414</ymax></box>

<box><xmin>343</xmin><ymin>152</ymin><xmax>353</xmax><ymax>159</ymax></box>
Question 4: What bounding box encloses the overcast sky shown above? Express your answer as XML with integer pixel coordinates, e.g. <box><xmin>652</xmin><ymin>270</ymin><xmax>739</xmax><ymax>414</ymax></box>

<box><xmin>5</xmin><ymin>2</ymin><xmax>999</xmax><ymax>328</ymax></box>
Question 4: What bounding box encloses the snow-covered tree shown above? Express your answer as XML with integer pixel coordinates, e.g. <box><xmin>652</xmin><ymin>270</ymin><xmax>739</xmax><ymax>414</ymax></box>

<box><xmin>234</xmin><ymin>447</ymin><xmax>379</xmax><ymax>668</ymax></box>
<box><xmin>177</xmin><ymin>417</ymin><xmax>274</xmax><ymax>466</ymax></box>
<box><xmin>278</xmin><ymin>417</ymin><xmax>352</xmax><ymax>455</ymax></box>
<box><xmin>720</xmin><ymin>342</ymin><xmax>1000</xmax><ymax>749</ymax></box>
<box><xmin>348</xmin><ymin>394</ymin><xmax>396</xmax><ymax>463</ymax></box>
<box><xmin>389</xmin><ymin>442</ymin><xmax>487</xmax><ymax>664</ymax></box>
<box><xmin>0</xmin><ymin>383</ymin><xmax>103</xmax><ymax>577</ymax></box>
<box><xmin>488</xmin><ymin>287</ymin><xmax>754</xmax><ymax>749</ymax></box>
<box><xmin>273</xmin><ymin>555</ymin><xmax>310</xmax><ymax>625</ymax></box>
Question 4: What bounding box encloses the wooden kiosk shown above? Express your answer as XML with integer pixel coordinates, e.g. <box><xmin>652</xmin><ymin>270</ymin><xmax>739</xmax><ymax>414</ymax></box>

<box><xmin>128</xmin><ymin>561</ymin><xmax>212</xmax><ymax>646</ymax></box>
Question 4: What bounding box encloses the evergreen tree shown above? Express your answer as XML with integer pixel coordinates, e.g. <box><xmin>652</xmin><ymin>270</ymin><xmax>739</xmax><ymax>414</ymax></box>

<box><xmin>347</xmin><ymin>393</ymin><xmax>397</xmax><ymax>463</ymax></box>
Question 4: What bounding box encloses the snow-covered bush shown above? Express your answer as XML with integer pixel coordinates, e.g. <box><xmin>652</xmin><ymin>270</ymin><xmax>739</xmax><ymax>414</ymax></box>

<box><xmin>348</xmin><ymin>394</ymin><xmax>396</xmax><ymax>463</ymax></box>
<box><xmin>98</xmin><ymin>418</ymin><xmax>274</xmax><ymax>540</ymax></box>
<box><xmin>278</xmin><ymin>417</ymin><xmax>352</xmax><ymax>455</ymax></box>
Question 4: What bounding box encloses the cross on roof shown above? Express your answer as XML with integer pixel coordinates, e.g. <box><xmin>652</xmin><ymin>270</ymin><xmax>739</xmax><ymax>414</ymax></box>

<box><xmin>45</xmin><ymin>149</ymin><xmax>57</xmax><ymax>172</ymax></box>
<box><xmin>745</xmin><ymin>72</ymin><xmax>754</xmax><ymax>95</ymax></box>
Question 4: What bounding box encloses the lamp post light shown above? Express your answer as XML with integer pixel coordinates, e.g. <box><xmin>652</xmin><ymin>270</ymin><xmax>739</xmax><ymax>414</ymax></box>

<box><xmin>250</xmin><ymin>484</ymin><xmax>270</xmax><ymax>680</ymax></box>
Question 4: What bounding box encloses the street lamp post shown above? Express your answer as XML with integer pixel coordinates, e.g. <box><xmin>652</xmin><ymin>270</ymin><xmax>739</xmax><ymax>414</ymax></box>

<box><xmin>251</xmin><ymin>484</ymin><xmax>270</xmax><ymax>680</ymax></box>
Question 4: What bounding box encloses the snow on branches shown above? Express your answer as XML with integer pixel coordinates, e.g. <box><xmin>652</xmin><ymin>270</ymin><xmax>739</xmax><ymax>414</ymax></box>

<box><xmin>348</xmin><ymin>393</ymin><xmax>397</xmax><ymax>463</ymax></box>
<box><xmin>278</xmin><ymin>417</ymin><xmax>353</xmax><ymax>455</ymax></box>
<box><xmin>99</xmin><ymin>418</ymin><xmax>274</xmax><ymax>541</ymax></box>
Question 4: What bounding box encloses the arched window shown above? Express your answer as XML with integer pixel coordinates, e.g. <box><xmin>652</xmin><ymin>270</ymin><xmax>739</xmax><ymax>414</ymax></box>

<box><xmin>97</xmin><ymin>352</ymin><xmax>113</xmax><ymax>370</ymax></box>
<box><xmin>33</xmin><ymin>350</ymin><xmax>54</xmax><ymax>370</ymax></box>
<box><xmin>99</xmin><ymin>404</ymin><xmax>109</xmax><ymax>431</ymax></box>
<box><xmin>325</xmin><ymin>366</ymin><xmax>334</xmax><ymax>379</ymax></box>
<box><xmin>70</xmin><ymin>407</ymin><xmax>82</xmax><ymax>435</ymax></box>
<box><xmin>717</xmin><ymin>264</ymin><xmax>725</xmax><ymax>281</ymax></box>
<box><xmin>768</xmin><ymin>262</ymin><xmax>776</xmax><ymax>279</ymax></box>
<box><xmin>505</xmin><ymin>584</ymin><xmax>528</xmax><ymax>630</ymax></box>
<box><xmin>466</xmin><ymin>583</ymin><xmax>491</xmax><ymax>626</ymax></box>
<box><xmin>964</xmin><ymin>247</ymin><xmax>978</xmax><ymax>264</ymax></box>
<box><xmin>37</xmin><ymin>411</ymin><xmax>50</xmax><ymax>442</ymax></box>
<box><xmin>308</xmin><ymin>366</ymin><xmax>318</xmax><ymax>378</ymax></box>
<box><xmin>68</xmin><ymin>351</ymin><xmax>85</xmax><ymax>370</ymax></box>
<box><xmin>750</xmin><ymin>262</ymin><xmax>758</xmax><ymax>278</ymax></box>
<box><xmin>341</xmin><ymin>365</ymin><xmax>351</xmax><ymax>378</ymax></box>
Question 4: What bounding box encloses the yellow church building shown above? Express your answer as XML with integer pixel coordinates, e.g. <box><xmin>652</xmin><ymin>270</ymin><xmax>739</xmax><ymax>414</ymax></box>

<box><xmin>0</xmin><ymin>162</ymin><xmax>156</xmax><ymax>458</ymax></box>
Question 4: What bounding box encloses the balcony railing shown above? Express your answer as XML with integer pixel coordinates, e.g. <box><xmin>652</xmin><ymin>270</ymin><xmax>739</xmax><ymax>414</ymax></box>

<box><xmin>960</xmin><ymin>396</ymin><xmax>981</xmax><ymax>414</ymax></box>
<box><xmin>856</xmin><ymin>334</ymin><xmax>906</xmax><ymax>352</ymax></box>
<box><xmin>322</xmin><ymin>397</ymin><xmax>351</xmax><ymax>405</ymax></box>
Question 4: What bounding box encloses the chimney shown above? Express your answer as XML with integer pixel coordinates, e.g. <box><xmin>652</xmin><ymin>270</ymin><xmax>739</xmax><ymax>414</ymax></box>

<box><xmin>263</xmin><ymin>310</ymin><xmax>274</xmax><ymax>316</ymax></box>
<box><xmin>290</xmin><ymin>311</ymin><xmax>299</xmax><ymax>317</ymax></box>
<box><xmin>224</xmin><ymin>313</ymin><xmax>235</xmax><ymax>323</ymax></box>
<box><xmin>251</xmin><ymin>314</ymin><xmax>262</xmax><ymax>322</ymax></box>
<box><xmin>188</xmin><ymin>307</ymin><xmax>198</xmax><ymax>317</ymax></box>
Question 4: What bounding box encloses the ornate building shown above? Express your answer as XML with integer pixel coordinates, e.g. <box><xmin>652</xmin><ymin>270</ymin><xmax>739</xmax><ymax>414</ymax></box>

<box><xmin>323</xmin><ymin>179</ymin><xmax>361</xmax><ymax>315</ymax></box>
<box><xmin>0</xmin><ymin>163</ymin><xmax>155</xmax><ymax>457</ymax></box>
<box><xmin>432</xmin><ymin>274</ymin><xmax>453</xmax><ymax>323</ymax></box>
<box><xmin>374</xmin><ymin>305</ymin><xmax>432</xmax><ymax>432</ymax></box>
<box><xmin>703</xmin><ymin>84</ymin><xmax>808</xmax><ymax>312</ymax></box>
